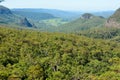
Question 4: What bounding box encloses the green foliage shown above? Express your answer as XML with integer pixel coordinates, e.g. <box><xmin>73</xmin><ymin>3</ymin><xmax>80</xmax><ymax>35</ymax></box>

<box><xmin>0</xmin><ymin>26</ymin><xmax>120</xmax><ymax>79</ymax></box>
<box><xmin>78</xmin><ymin>27</ymin><xmax>120</xmax><ymax>39</ymax></box>
<box><xmin>41</xmin><ymin>18</ymin><xmax>68</xmax><ymax>27</ymax></box>
<box><xmin>58</xmin><ymin>15</ymin><xmax>106</xmax><ymax>32</ymax></box>
<box><xmin>27</xmin><ymin>65</ymin><xmax>44</xmax><ymax>80</ymax></box>
<box><xmin>109</xmin><ymin>8</ymin><xmax>120</xmax><ymax>22</ymax></box>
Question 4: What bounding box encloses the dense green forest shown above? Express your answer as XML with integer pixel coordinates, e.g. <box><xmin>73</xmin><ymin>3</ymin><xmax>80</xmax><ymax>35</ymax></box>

<box><xmin>58</xmin><ymin>15</ymin><xmax>106</xmax><ymax>33</ymax></box>
<box><xmin>0</xmin><ymin>26</ymin><xmax>120</xmax><ymax>80</ymax></box>
<box><xmin>0</xmin><ymin>1</ymin><xmax>120</xmax><ymax>79</ymax></box>
<box><xmin>77</xmin><ymin>27</ymin><xmax>120</xmax><ymax>39</ymax></box>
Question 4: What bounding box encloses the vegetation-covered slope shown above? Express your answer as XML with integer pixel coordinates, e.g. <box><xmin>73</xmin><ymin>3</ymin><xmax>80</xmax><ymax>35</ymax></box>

<box><xmin>0</xmin><ymin>5</ymin><xmax>34</xmax><ymax>28</ymax></box>
<box><xmin>105</xmin><ymin>8</ymin><xmax>120</xmax><ymax>28</ymax></box>
<box><xmin>12</xmin><ymin>9</ymin><xmax>70</xmax><ymax>30</ymax></box>
<box><xmin>0</xmin><ymin>26</ymin><xmax>120</xmax><ymax>80</ymax></box>
<box><xmin>12</xmin><ymin>9</ymin><xmax>81</xmax><ymax>21</ymax></box>
<box><xmin>78</xmin><ymin>27</ymin><xmax>120</xmax><ymax>39</ymax></box>
<box><xmin>109</xmin><ymin>8</ymin><xmax>120</xmax><ymax>22</ymax></box>
<box><xmin>58</xmin><ymin>13</ymin><xmax>106</xmax><ymax>32</ymax></box>
<box><xmin>13</xmin><ymin>11</ymin><xmax>56</xmax><ymax>21</ymax></box>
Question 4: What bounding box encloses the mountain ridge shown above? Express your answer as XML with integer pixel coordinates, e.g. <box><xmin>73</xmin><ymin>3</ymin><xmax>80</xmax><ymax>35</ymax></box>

<box><xmin>105</xmin><ymin>8</ymin><xmax>120</xmax><ymax>28</ymax></box>
<box><xmin>57</xmin><ymin>13</ymin><xmax>106</xmax><ymax>32</ymax></box>
<box><xmin>0</xmin><ymin>5</ymin><xmax>34</xmax><ymax>28</ymax></box>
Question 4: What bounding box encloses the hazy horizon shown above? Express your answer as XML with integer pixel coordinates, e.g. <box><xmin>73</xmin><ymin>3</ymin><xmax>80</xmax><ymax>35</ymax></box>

<box><xmin>1</xmin><ymin>0</ymin><xmax>120</xmax><ymax>11</ymax></box>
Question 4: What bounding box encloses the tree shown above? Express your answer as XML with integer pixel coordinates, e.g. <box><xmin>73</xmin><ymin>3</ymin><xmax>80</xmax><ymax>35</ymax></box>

<box><xmin>27</xmin><ymin>65</ymin><xmax>44</xmax><ymax>80</ymax></box>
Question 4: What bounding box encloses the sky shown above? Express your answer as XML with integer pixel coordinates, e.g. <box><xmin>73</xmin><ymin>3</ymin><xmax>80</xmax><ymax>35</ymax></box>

<box><xmin>1</xmin><ymin>0</ymin><xmax>120</xmax><ymax>11</ymax></box>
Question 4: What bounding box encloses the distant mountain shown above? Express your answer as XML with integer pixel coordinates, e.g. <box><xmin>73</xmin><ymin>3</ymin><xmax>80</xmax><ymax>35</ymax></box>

<box><xmin>0</xmin><ymin>5</ymin><xmax>34</xmax><ymax>28</ymax></box>
<box><xmin>12</xmin><ymin>10</ymin><xmax>56</xmax><ymax>21</ymax></box>
<box><xmin>12</xmin><ymin>9</ymin><xmax>114</xmax><ymax>26</ymax></box>
<box><xmin>12</xmin><ymin>9</ymin><xmax>81</xmax><ymax>21</ymax></box>
<box><xmin>0</xmin><ymin>7</ymin><xmax>114</xmax><ymax>31</ymax></box>
<box><xmin>92</xmin><ymin>11</ymin><xmax>114</xmax><ymax>18</ymax></box>
<box><xmin>105</xmin><ymin>8</ymin><xmax>120</xmax><ymax>28</ymax></box>
<box><xmin>81</xmin><ymin>13</ymin><xmax>94</xmax><ymax>19</ymax></box>
<box><xmin>58</xmin><ymin>13</ymin><xmax>106</xmax><ymax>32</ymax></box>
<box><xmin>0</xmin><ymin>5</ymin><xmax>14</xmax><ymax>23</ymax></box>
<box><xmin>0</xmin><ymin>5</ymin><xmax>12</xmax><ymax>14</ymax></box>
<box><xmin>19</xmin><ymin>17</ymin><xmax>33</xmax><ymax>27</ymax></box>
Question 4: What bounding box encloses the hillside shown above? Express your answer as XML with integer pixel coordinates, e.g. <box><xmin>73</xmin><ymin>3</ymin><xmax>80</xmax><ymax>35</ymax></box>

<box><xmin>0</xmin><ymin>26</ymin><xmax>120</xmax><ymax>80</ymax></box>
<box><xmin>10</xmin><ymin>9</ymin><xmax>114</xmax><ymax>32</ymax></box>
<box><xmin>12</xmin><ymin>9</ymin><xmax>70</xmax><ymax>30</ymax></box>
<box><xmin>12</xmin><ymin>9</ymin><xmax>114</xmax><ymax>20</ymax></box>
<box><xmin>12</xmin><ymin>9</ymin><xmax>81</xmax><ymax>21</ymax></box>
<box><xmin>0</xmin><ymin>0</ymin><xmax>120</xmax><ymax>80</ymax></box>
<box><xmin>0</xmin><ymin>5</ymin><xmax>14</xmax><ymax>23</ymax></box>
<box><xmin>13</xmin><ymin>10</ymin><xmax>56</xmax><ymax>21</ymax></box>
<box><xmin>0</xmin><ymin>5</ymin><xmax>34</xmax><ymax>28</ymax></box>
<box><xmin>58</xmin><ymin>13</ymin><xmax>106</xmax><ymax>32</ymax></box>
<box><xmin>0</xmin><ymin>5</ymin><xmax>12</xmax><ymax>14</ymax></box>
<box><xmin>105</xmin><ymin>8</ymin><xmax>120</xmax><ymax>28</ymax></box>
<box><xmin>78</xmin><ymin>27</ymin><xmax>120</xmax><ymax>39</ymax></box>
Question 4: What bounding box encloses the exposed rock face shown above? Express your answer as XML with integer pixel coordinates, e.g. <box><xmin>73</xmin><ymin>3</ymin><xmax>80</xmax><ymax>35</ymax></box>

<box><xmin>0</xmin><ymin>5</ymin><xmax>12</xmax><ymax>14</ymax></box>
<box><xmin>105</xmin><ymin>8</ymin><xmax>120</xmax><ymax>28</ymax></box>
<box><xmin>105</xmin><ymin>19</ymin><xmax>120</xmax><ymax>28</ymax></box>
<box><xmin>0</xmin><ymin>5</ymin><xmax>35</xmax><ymax>28</ymax></box>
<box><xmin>20</xmin><ymin>18</ymin><xmax>33</xmax><ymax>27</ymax></box>
<box><xmin>81</xmin><ymin>13</ymin><xmax>93</xmax><ymax>19</ymax></box>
